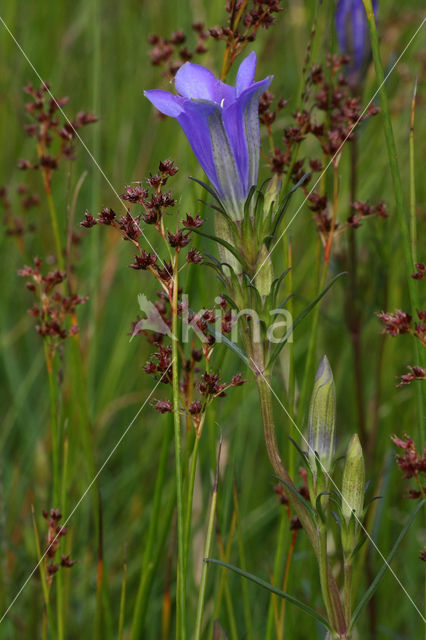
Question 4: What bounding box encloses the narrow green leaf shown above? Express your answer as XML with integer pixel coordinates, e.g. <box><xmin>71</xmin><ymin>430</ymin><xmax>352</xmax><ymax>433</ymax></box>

<box><xmin>350</xmin><ymin>500</ymin><xmax>425</xmax><ymax>629</ymax></box>
<box><xmin>204</xmin><ymin>558</ymin><xmax>332</xmax><ymax>631</ymax></box>
<box><xmin>189</xmin><ymin>176</ymin><xmax>223</xmax><ymax>208</ymax></box>
<box><xmin>212</xmin><ymin>332</ymin><xmax>250</xmax><ymax>368</ymax></box>
<box><xmin>316</xmin><ymin>492</ymin><xmax>331</xmax><ymax>523</ymax></box>
<box><xmin>190</xmin><ymin>227</ymin><xmax>247</xmax><ymax>268</ymax></box>
<box><xmin>267</xmin><ymin>272</ymin><xmax>346</xmax><ymax>368</ymax></box>
<box><xmin>266</xmin><ymin>173</ymin><xmax>310</xmax><ymax>245</ymax></box>
<box><xmin>288</xmin><ymin>436</ymin><xmax>308</xmax><ymax>464</ymax></box>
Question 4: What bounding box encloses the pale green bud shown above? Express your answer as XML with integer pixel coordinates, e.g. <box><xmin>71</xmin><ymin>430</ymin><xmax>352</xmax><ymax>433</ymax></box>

<box><xmin>254</xmin><ymin>244</ymin><xmax>274</xmax><ymax>296</ymax></box>
<box><xmin>307</xmin><ymin>355</ymin><xmax>336</xmax><ymax>476</ymax></box>
<box><xmin>342</xmin><ymin>434</ymin><xmax>365</xmax><ymax>522</ymax></box>
<box><xmin>263</xmin><ymin>174</ymin><xmax>281</xmax><ymax>218</ymax></box>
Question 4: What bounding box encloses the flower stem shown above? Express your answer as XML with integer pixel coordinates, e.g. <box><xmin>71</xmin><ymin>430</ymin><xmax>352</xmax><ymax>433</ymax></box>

<box><xmin>44</xmin><ymin>342</ymin><xmax>60</xmax><ymax>508</ymax></box>
<box><xmin>171</xmin><ymin>257</ymin><xmax>186</xmax><ymax>640</ymax></box>
<box><xmin>255</xmin><ymin>373</ymin><xmax>347</xmax><ymax>636</ymax></box>
<box><xmin>183</xmin><ymin>431</ymin><xmax>201</xmax><ymax>575</ymax></box>
<box><xmin>46</xmin><ymin>190</ymin><xmax>65</xmax><ymax>273</ymax></box>
<box><xmin>343</xmin><ymin>556</ymin><xmax>352</xmax><ymax>628</ymax></box>
<box><xmin>255</xmin><ymin>373</ymin><xmax>317</xmax><ymax>549</ymax></box>
<box><xmin>319</xmin><ymin>525</ymin><xmax>335</xmax><ymax>630</ymax></box>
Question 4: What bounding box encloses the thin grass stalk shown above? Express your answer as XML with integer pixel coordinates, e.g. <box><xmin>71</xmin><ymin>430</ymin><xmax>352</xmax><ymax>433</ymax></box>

<box><xmin>117</xmin><ymin>557</ymin><xmax>127</xmax><ymax>640</ymax></box>
<box><xmin>133</xmin><ymin>487</ymin><xmax>176</xmax><ymax>632</ymax></box>
<box><xmin>183</xmin><ymin>432</ymin><xmax>201</xmax><ymax>576</ymax></box>
<box><xmin>216</xmin><ymin>527</ymin><xmax>239</xmax><ymax>640</ymax></box>
<box><xmin>409</xmin><ymin>80</ymin><xmax>417</xmax><ymax>265</ymax></box>
<box><xmin>278</xmin><ymin>529</ymin><xmax>298</xmax><ymax>636</ymax></box>
<box><xmin>31</xmin><ymin>506</ymin><xmax>56</xmax><ymax>638</ymax></box>
<box><xmin>209</xmin><ymin>511</ymin><xmax>237</xmax><ymax>640</ymax></box>
<box><xmin>171</xmin><ymin>256</ymin><xmax>186</xmax><ymax>640</ymax></box>
<box><xmin>194</xmin><ymin>439</ymin><xmax>222</xmax><ymax>640</ymax></box>
<box><xmin>232</xmin><ymin>482</ymin><xmax>253</xmax><ymax>640</ymax></box>
<box><xmin>265</xmin><ymin>511</ymin><xmax>289</xmax><ymax>640</ymax></box>
<box><xmin>362</xmin><ymin>2</ymin><xmax>426</xmax><ymax>422</ymax></box>
<box><xmin>130</xmin><ymin>414</ymin><xmax>173</xmax><ymax>638</ymax></box>
<box><xmin>43</xmin><ymin>341</ymin><xmax>65</xmax><ymax>639</ymax></box>
<box><xmin>45</xmin><ymin>191</ymin><xmax>65</xmax><ymax>272</ymax></box>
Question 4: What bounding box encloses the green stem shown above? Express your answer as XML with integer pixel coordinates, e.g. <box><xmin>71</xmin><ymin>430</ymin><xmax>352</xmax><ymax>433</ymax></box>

<box><xmin>319</xmin><ymin>525</ymin><xmax>335</xmax><ymax>631</ymax></box>
<box><xmin>233</xmin><ymin>483</ymin><xmax>253</xmax><ymax>640</ymax></box>
<box><xmin>296</xmin><ymin>260</ymin><xmax>327</xmax><ymax>426</ymax></box>
<box><xmin>256</xmin><ymin>374</ymin><xmax>317</xmax><ymax>550</ymax></box>
<box><xmin>46</xmin><ymin>191</ymin><xmax>64</xmax><ymax>272</ymax></box>
<box><xmin>130</xmin><ymin>416</ymin><xmax>174</xmax><ymax>639</ymax></box>
<box><xmin>32</xmin><ymin>507</ymin><xmax>56</xmax><ymax>638</ymax></box>
<box><xmin>44</xmin><ymin>343</ymin><xmax>60</xmax><ymax>507</ymax></box>
<box><xmin>118</xmin><ymin>559</ymin><xmax>127</xmax><ymax>640</ymax></box>
<box><xmin>194</xmin><ymin>440</ymin><xmax>221</xmax><ymax>640</ymax></box>
<box><xmin>409</xmin><ymin>81</ymin><xmax>417</xmax><ymax>266</ymax></box>
<box><xmin>343</xmin><ymin>557</ymin><xmax>352</xmax><ymax>628</ymax></box>
<box><xmin>172</xmin><ymin>257</ymin><xmax>186</xmax><ymax>640</ymax></box>
<box><xmin>265</xmin><ymin>511</ymin><xmax>289</xmax><ymax>640</ymax></box>
<box><xmin>183</xmin><ymin>433</ymin><xmax>201</xmax><ymax>575</ymax></box>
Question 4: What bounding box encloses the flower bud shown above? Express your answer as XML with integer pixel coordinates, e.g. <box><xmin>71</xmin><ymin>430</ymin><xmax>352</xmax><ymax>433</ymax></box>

<box><xmin>342</xmin><ymin>434</ymin><xmax>365</xmax><ymax>521</ymax></box>
<box><xmin>254</xmin><ymin>244</ymin><xmax>274</xmax><ymax>296</ymax></box>
<box><xmin>307</xmin><ymin>355</ymin><xmax>336</xmax><ymax>476</ymax></box>
<box><xmin>263</xmin><ymin>174</ymin><xmax>281</xmax><ymax>218</ymax></box>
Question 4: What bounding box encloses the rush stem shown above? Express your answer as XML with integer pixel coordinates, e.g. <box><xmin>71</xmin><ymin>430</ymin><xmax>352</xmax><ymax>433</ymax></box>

<box><xmin>171</xmin><ymin>255</ymin><xmax>186</xmax><ymax>640</ymax></box>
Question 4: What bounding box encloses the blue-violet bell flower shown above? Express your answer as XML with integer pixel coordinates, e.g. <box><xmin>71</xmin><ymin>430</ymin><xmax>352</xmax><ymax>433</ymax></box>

<box><xmin>335</xmin><ymin>0</ymin><xmax>378</xmax><ymax>87</ymax></box>
<box><xmin>144</xmin><ymin>52</ymin><xmax>272</xmax><ymax>221</ymax></box>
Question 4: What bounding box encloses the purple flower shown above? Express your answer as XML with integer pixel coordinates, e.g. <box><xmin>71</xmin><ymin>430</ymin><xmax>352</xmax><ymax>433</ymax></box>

<box><xmin>145</xmin><ymin>52</ymin><xmax>272</xmax><ymax>220</ymax></box>
<box><xmin>335</xmin><ymin>0</ymin><xmax>378</xmax><ymax>86</ymax></box>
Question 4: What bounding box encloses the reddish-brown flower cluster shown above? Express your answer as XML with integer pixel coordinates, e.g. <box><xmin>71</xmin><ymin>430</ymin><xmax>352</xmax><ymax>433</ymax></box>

<box><xmin>148</xmin><ymin>23</ymin><xmax>209</xmax><ymax>77</ymax></box>
<box><xmin>258</xmin><ymin>90</ymin><xmax>288</xmax><ymax>137</ymax></box>
<box><xmin>392</xmin><ymin>433</ymin><xmax>426</xmax><ymax>560</ymax></box>
<box><xmin>83</xmin><ymin>159</ymin><xmax>245</xmax><ymax>437</ymax></box>
<box><xmin>132</xmin><ymin>291</ymin><xmax>244</xmax><ymax>422</ymax></box>
<box><xmin>347</xmin><ymin>201</ymin><xmax>388</xmax><ymax>228</ymax></box>
<box><xmin>0</xmin><ymin>184</ymin><xmax>39</xmax><ymax>237</ymax></box>
<box><xmin>391</xmin><ymin>434</ymin><xmax>426</xmax><ymax>480</ymax></box>
<box><xmin>81</xmin><ymin>160</ymin><xmax>203</xmax><ymax>288</ymax></box>
<box><xmin>18</xmin><ymin>258</ymin><xmax>87</xmax><ymax>346</ymax></box>
<box><xmin>377</xmin><ymin>309</ymin><xmax>426</xmax><ymax>347</ymax></box>
<box><xmin>266</xmin><ymin>55</ymin><xmax>382</xmax><ymax>246</ymax></box>
<box><xmin>398</xmin><ymin>366</ymin><xmax>426</xmax><ymax>387</ymax></box>
<box><xmin>411</xmin><ymin>262</ymin><xmax>426</xmax><ymax>280</ymax></box>
<box><xmin>209</xmin><ymin>1</ymin><xmax>282</xmax><ymax>76</ymax></box>
<box><xmin>42</xmin><ymin>508</ymin><xmax>75</xmax><ymax>585</ymax></box>
<box><xmin>19</xmin><ymin>82</ymin><xmax>98</xmax><ymax>190</ymax></box>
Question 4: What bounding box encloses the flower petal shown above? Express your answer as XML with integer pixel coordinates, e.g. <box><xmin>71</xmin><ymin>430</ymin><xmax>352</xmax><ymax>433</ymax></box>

<box><xmin>175</xmin><ymin>62</ymin><xmax>235</xmax><ymax>105</ymax></box>
<box><xmin>176</xmin><ymin>101</ymin><xmax>220</xmax><ymax>193</ymax></box>
<box><xmin>144</xmin><ymin>90</ymin><xmax>185</xmax><ymax>117</ymax></box>
<box><xmin>223</xmin><ymin>76</ymin><xmax>273</xmax><ymax>192</ymax></box>
<box><xmin>236</xmin><ymin>51</ymin><xmax>257</xmax><ymax>96</ymax></box>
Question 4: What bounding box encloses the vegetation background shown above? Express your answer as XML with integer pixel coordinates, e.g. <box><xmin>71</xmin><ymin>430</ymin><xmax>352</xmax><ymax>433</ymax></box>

<box><xmin>0</xmin><ymin>0</ymin><xmax>424</xmax><ymax>638</ymax></box>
